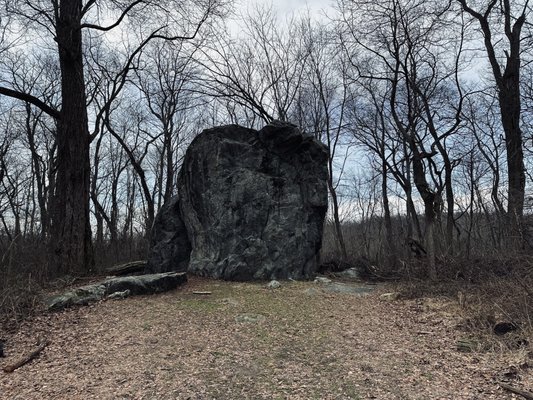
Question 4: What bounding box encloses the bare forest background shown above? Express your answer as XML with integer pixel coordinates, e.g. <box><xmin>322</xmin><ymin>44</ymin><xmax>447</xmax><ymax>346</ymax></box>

<box><xmin>1</xmin><ymin>0</ymin><xmax>533</xmax><ymax>300</ymax></box>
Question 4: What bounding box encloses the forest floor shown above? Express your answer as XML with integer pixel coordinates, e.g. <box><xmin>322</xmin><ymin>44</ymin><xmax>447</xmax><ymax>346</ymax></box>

<box><xmin>0</xmin><ymin>276</ymin><xmax>532</xmax><ymax>400</ymax></box>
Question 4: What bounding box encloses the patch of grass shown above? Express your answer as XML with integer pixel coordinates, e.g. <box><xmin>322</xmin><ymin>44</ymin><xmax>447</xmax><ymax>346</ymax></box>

<box><xmin>141</xmin><ymin>322</ymin><xmax>152</xmax><ymax>331</ymax></box>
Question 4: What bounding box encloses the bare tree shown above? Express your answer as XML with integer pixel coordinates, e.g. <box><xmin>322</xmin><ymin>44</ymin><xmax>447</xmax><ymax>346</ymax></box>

<box><xmin>200</xmin><ymin>5</ymin><xmax>309</xmax><ymax>125</ymax></box>
<box><xmin>292</xmin><ymin>17</ymin><xmax>350</xmax><ymax>261</ymax></box>
<box><xmin>338</xmin><ymin>0</ymin><xmax>467</xmax><ymax>278</ymax></box>
<box><xmin>134</xmin><ymin>41</ymin><xmax>201</xmax><ymax>208</ymax></box>
<box><xmin>348</xmin><ymin>81</ymin><xmax>400</xmax><ymax>268</ymax></box>
<box><xmin>457</xmin><ymin>0</ymin><xmax>529</xmax><ymax>241</ymax></box>
<box><xmin>0</xmin><ymin>0</ymin><xmax>225</xmax><ymax>275</ymax></box>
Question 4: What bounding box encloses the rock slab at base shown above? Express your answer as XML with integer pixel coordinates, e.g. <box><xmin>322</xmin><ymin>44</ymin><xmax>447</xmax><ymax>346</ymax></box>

<box><xmin>146</xmin><ymin>122</ymin><xmax>329</xmax><ymax>281</ymax></box>
<box><xmin>46</xmin><ymin>272</ymin><xmax>187</xmax><ymax>311</ymax></box>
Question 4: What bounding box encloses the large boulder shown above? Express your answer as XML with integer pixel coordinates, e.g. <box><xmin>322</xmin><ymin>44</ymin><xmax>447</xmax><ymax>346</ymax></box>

<box><xmin>147</xmin><ymin>121</ymin><xmax>329</xmax><ymax>280</ymax></box>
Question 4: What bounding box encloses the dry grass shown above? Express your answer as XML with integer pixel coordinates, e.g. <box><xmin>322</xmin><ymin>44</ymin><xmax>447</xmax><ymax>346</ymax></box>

<box><xmin>396</xmin><ymin>255</ymin><xmax>533</xmax><ymax>351</ymax></box>
<box><xmin>0</xmin><ymin>276</ymin><xmax>42</xmax><ymax>333</ymax></box>
<box><xmin>1</xmin><ymin>277</ymin><xmax>532</xmax><ymax>399</ymax></box>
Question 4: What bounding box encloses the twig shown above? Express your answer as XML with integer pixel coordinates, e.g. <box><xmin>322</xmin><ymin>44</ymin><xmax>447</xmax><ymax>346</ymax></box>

<box><xmin>500</xmin><ymin>383</ymin><xmax>533</xmax><ymax>400</ymax></box>
<box><xmin>192</xmin><ymin>291</ymin><xmax>212</xmax><ymax>295</ymax></box>
<box><xmin>3</xmin><ymin>339</ymin><xmax>49</xmax><ymax>373</ymax></box>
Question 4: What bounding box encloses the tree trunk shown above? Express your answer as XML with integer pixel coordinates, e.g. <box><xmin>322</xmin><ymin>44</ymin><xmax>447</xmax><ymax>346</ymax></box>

<box><xmin>25</xmin><ymin>105</ymin><xmax>50</xmax><ymax>238</ymax></box>
<box><xmin>381</xmin><ymin>156</ymin><xmax>396</xmax><ymax>270</ymax></box>
<box><xmin>49</xmin><ymin>0</ymin><xmax>93</xmax><ymax>275</ymax></box>
<box><xmin>499</xmin><ymin>87</ymin><xmax>525</xmax><ymax>244</ymax></box>
<box><xmin>410</xmin><ymin>138</ymin><xmax>438</xmax><ymax>280</ymax></box>
<box><xmin>164</xmin><ymin>128</ymin><xmax>174</xmax><ymax>204</ymax></box>
<box><xmin>328</xmin><ymin>177</ymin><xmax>348</xmax><ymax>261</ymax></box>
<box><xmin>444</xmin><ymin>163</ymin><xmax>454</xmax><ymax>253</ymax></box>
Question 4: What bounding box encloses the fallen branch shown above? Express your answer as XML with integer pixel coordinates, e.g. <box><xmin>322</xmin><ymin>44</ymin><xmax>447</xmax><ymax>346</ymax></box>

<box><xmin>500</xmin><ymin>383</ymin><xmax>533</xmax><ymax>400</ymax></box>
<box><xmin>3</xmin><ymin>339</ymin><xmax>49</xmax><ymax>373</ymax></box>
<box><xmin>193</xmin><ymin>291</ymin><xmax>212</xmax><ymax>295</ymax></box>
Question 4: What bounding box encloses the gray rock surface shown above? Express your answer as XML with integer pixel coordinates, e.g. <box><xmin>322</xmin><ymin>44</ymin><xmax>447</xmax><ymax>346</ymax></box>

<box><xmin>47</xmin><ymin>272</ymin><xmax>187</xmax><ymax>311</ymax></box>
<box><xmin>335</xmin><ymin>267</ymin><xmax>361</xmax><ymax>280</ymax></box>
<box><xmin>235</xmin><ymin>313</ymin><xmax>266</xmax><ymax>323</ymax></box>
<box><xmin>146</xmin><ymin>196</ymin><xmax>191</xmax><ymax>274</ymax></box>
<box><xmin>147</xmin><ymin>122</ymin><xmax>329</xmax><ymax>281</ymax></box>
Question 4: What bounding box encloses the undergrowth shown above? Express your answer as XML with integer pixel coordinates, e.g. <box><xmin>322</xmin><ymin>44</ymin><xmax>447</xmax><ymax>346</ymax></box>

<box><xmin>395</xmin><ymin>254</ymin><xmax>533</xmax><ymax>352</ymax></box>
<box><xmin>0</xmin><ymin>274</ymin><xmax>42</xmax><ymax>333</ymax></box>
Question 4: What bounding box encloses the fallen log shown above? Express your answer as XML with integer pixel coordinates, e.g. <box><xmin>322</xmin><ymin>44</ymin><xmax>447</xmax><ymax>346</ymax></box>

<box><xmin>106</xmin><ymin>260</ymin><xmax>147</xmax><ymax>276</ymax></box>
<box><xmin>3</xmin><ymin>339</ymin><xmax>49</xmax><ymax>373</ymax></box>
<box><xmin>500</xmin><ymin>383</ymin><xmax>533</xmax><ymax>400</ymax></box>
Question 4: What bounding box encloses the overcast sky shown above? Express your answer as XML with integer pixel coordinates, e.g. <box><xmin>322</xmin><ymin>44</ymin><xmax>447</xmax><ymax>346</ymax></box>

<box><xmin>235</xmin><ymin>0</ymin><xmax>333</xmax><ymax>20</ymax></box>
<box><xmin>267</xmin><ymin>0</ymin><xmax>333</xmax><ymax>16</ymax></box>
<box><xmin>227</xmin><ymin>0</ymin><xmax>333</xmax><ymax>35</ymax></box>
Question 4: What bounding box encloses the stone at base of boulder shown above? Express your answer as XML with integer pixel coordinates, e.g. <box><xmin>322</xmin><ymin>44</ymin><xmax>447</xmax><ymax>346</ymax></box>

<box><xmin>267</xmin><ymin>280</ymin><xmax>281</xmax><ymax>289</ymax></box>
<box><xmin>47</xmin><ymin>272</ymin><xmax>187</xmax><ymax>311</ymax></box>
<box><xmin>379</xmin><ymin>292</ymin><xmax>400</xmax><ymax>301</ymax></box>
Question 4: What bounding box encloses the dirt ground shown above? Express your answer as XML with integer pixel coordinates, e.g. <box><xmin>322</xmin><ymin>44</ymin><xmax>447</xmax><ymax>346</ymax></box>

<box><xmin>1</xmin><ymin>277</ymin><xmax>532</xmax><ymax>399</ymax></box>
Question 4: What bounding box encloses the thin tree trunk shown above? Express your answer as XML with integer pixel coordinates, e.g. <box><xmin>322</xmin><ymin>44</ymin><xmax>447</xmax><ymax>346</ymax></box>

<box><xmin>381</xmin><ymin>156</ymin><xmax>396</xmax><ymax>269</ymax></box>
<box><xmin>328</xmin><ymin>177</ymin><xmax>348</xmax><ymax>261</ymax></box>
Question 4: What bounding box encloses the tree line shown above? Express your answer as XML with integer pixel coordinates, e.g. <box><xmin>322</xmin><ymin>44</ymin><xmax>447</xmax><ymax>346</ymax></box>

<box><xmin>0</xmin><ymin>0</ymin><xmax>532</xmax><ymax>280</ymax></box>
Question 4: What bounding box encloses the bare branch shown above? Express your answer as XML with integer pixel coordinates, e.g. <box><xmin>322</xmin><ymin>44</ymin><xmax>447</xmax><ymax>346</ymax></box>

<box><xmin>80</xmin><ymin>0</ymin><xmax>145</xmax><ymax>31</ymax></box>
<box><xmin>0</xmin><ymin>86</ymin><xmax>60</xmax><ymax>120</ymax></box>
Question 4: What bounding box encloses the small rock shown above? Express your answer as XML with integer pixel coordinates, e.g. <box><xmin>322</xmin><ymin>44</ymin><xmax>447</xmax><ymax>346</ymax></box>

<box><xmin>314</xmin><ymin>276</ymin><xmax>332</xmax><ymax>284</ymax></box>
<box><xmin>379</xmin><ymin>292</ymin><xmax>400</xmax><ymax>301</ymax></box>
<box><xmin>107</xmin><ymin>290</ymin><xmax>131</xmax><ymax>300</ymax></box>
<box><xmin>267</xmin><ymin>280</ymin><xmax>281</xmax><ymax>289</ymax></box>
<box><xmin>235</xmin><ymin>313</ymin><xmax>266</xmax><ymax>323</ymax></box>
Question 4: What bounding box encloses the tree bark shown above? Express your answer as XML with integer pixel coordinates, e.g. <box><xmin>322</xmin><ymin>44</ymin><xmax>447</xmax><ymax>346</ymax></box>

<box><xmin>49</xmin><ymin>0</ymin><xmax>93</xmax><ymax>275</ymax></box>
<box><xmin>381</xmin><ymin>155</ymin><xmax>396</xmax><ymax>269</ymax></box>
